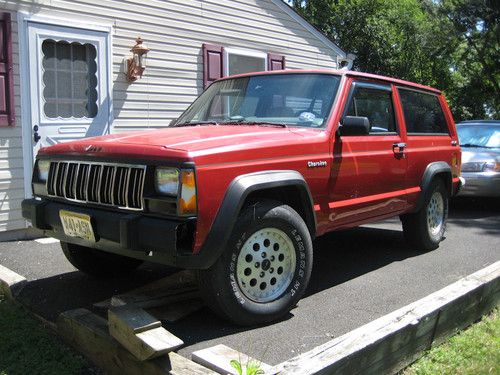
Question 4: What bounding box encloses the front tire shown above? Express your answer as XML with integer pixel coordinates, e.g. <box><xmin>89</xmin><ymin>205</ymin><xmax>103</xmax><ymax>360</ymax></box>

<box><xmin>197</xmin><ymin>201</ymin><xmax>313</xmax><ymax>326</ymax></box>
<box><xmin>61</xmin><ymin>242</ymin><xmax>143</xmax><ymax>278</ymax></box>
<box><xmin>402</xmin><ymin>179</ymin><xmax>449</xmax><ymax>250</ymax></box>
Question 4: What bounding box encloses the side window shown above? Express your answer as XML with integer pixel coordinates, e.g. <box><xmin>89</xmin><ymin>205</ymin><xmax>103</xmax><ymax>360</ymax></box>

<box><xmin>398</xmin><ymin>89</ymin><xmax>448</xmax><ymax>134</ymax></box>
<box><xmin>345</xmin><ymin>87</ymin><xmax>396</xmax><ymax>133</ymax></box>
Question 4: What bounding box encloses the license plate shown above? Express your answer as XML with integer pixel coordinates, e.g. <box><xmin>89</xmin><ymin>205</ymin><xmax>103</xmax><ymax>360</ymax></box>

<box><xmin>59</xmin><ymin>210</ymin><xmax>96</xmax><ymax>242</ymax></box>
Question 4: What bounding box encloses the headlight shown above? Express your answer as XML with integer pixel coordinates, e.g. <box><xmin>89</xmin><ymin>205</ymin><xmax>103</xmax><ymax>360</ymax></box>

<box><xmin>155</xmin><ymin>168</ymin><xmax>179</xmax><ymax>196</ymax></box>
<box><xmin>37</xmin><ymin>160</ymin><xmax>51</xmax><ymax>181</ymax></box>
<box><xmin>482</xmin><ymin>161</ymin><xmax>500</xmax><ymax>172</ymax></box>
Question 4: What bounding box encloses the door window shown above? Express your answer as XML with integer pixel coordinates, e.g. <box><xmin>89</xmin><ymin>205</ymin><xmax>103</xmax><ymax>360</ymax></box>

<box><xmin>345</xmin><ymin>86</ymin><xmax>396</xmax><ymax>133</ymax></box>
<box><xmin>42</xmin><ymin>40</ymin><xmax>98</xmax><ymax>119</ymax></box>
<box><xmin>398</xmin><ymin>89</ymin><xmax>448</xmax><ymax>134</ymax></box>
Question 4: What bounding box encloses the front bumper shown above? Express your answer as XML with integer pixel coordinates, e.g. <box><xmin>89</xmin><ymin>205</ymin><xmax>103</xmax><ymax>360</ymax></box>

<box><xmin>457</xmin><ymin>172</ymin><xmax>500</xmax><ymax>197</ymax></box>
<box><xmin>22</xmin><ymin>198</ymin><xmax>192</xmax><ymax>267</ymax></box>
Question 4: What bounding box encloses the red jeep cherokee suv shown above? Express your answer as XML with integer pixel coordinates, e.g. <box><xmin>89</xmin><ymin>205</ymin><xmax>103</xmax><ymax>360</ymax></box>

<box><xmin>23</xmin><ymin>70</ymin><xmax>462</xmax><ymax>325</ymax></box>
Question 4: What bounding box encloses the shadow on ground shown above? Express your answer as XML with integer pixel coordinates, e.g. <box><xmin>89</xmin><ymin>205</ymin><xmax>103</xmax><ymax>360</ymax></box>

<box><xmin>14</xmin><ymin>197</ymin><xmax>500</xmax><ymax>345</ymax></box>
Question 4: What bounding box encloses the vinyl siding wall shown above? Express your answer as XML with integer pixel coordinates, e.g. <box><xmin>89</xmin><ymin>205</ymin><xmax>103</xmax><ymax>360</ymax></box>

<box><xmin>0</xmin><ymin>0</ymin><xmax>341</xmax><ymax>233</ymax></box>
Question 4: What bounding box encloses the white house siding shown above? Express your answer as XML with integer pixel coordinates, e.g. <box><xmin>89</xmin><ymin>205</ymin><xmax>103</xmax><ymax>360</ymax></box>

<box><xmin>0</xmin><ymin>0</ymin><xmax>344</xmax><ymax>235</ymax></box>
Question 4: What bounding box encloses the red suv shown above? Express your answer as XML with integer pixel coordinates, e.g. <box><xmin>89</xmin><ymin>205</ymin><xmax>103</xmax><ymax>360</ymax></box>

<box><xmin>23</xmin><ymin>70</ymin><xmax>462</xmax><ymax>325</ymax></box>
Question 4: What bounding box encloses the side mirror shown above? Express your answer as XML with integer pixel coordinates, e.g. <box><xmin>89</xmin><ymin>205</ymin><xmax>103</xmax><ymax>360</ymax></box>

<box><xmin>339</xmin><ymin>116</ymin><xmax>370</xmax><ymax>136</ymax></box>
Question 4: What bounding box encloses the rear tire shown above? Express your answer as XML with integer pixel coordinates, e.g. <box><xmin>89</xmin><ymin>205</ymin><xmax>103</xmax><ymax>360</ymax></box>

<box><xmin>401</xmin><ymin>179</ymin><xmax>448</xmax><ymax>250</ymax></box>
<box><xmin>197</xmin><ymin>201</ymin><xmax>313</xmax><ymax>326</ymax></box>
<box><xmin>60</xmin><ymin>242</ymin><xmax>143</xmax><ymax>277</ymax></box>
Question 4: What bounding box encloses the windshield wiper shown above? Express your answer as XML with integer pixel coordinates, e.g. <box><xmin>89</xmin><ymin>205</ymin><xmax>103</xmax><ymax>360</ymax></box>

<box><xmin>220</xmin><ymin>120</ymin><xmax>287</xmax><ymax>128</ymax></box>
<box><xmin>460</xmin><ymin>143</ymin><xmax>490</xmax><ymax>148</ymax></box>
<box><xmin>174</xmin><ymin>121</ymin><xmax>220</xmax><ymax>127</ymax></box>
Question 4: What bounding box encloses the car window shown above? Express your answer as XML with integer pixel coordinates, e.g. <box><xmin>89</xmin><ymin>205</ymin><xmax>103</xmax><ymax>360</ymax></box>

<box><xmin>175</xmin><ymin>73</ymin><xmax>341</xmax><ymax>128</ymax></box>
<box><xmin>345</xmin><ymin>87</ymin><xmax>396</xmax><ymax>133</ymax></box>
<box><xmin>398</xmin><ymin>89</ymin><xmax>448</xmax><ymax>134</ymax></box>
<box><xmin>457</xmin><ymin>125</ymin><xmax>500</xmax><ymax>148</ymax></box>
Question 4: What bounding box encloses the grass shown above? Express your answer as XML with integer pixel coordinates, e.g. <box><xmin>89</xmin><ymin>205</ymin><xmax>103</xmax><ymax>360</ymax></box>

<box><xmin>404</xmin><ymin>308</ymin><xmax>500</xmax><ymax>375</ymax></box>
<box><xmin>0</xmin><ymin>295</ymin><xmax>92</xmax><ymax>375</ymax></box>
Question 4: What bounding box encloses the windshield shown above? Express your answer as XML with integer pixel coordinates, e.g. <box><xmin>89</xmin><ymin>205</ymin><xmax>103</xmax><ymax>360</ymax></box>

<box><xmin>174</xmin><ymin>73</ymin><xmax>341</xmax><ymax>128</ymax></box>
<box><xmin>457</xmin><ymin>124</ymin><xmax>500</xmax><ymax>148</ymax></box>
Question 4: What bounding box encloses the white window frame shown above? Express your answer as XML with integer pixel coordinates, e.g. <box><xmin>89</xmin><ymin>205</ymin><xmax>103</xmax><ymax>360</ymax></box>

<box><xmin>223</xmin><ymin>47</ymin><xmax>268</xmax><ymax>76</ymax></box>
<box><xmin>18</xmin><ymin>12</ymin><xmax>113</xmax><ymax>199</ymax></box>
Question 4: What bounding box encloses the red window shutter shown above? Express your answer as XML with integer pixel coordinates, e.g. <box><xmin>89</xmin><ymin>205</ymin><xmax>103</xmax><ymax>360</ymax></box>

<box><xmin>267</xmin><ymin>53</ymin><xmax>286</xmax><ymax>71</ymax></box>
<box><xmin>202</xmin><ymin>43</ymin><xmax>224</xmax><ymax>89</ymax></box>
<box><xmin>0</xmin><ymin>12</ymin><xmax>14</xmax><ymax>127</ymax></box>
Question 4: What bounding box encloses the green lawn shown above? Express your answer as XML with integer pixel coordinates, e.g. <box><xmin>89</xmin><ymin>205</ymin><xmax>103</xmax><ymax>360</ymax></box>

<box><xmin>0</xmin><ymin>296</ymin><xmax>93</xmax><ymax>375</ymax></box>
<box><xmin>404</xmin><ymin>308</ymin><xmax>500</xmax><ymax>375</ymax></box>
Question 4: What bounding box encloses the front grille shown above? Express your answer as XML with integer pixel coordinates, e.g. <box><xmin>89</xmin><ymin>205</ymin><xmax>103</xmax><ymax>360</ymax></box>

<box><xmin>46</xmin><ymin>161</ymin><xmax>146</xmax><ymax>210</ymax></box>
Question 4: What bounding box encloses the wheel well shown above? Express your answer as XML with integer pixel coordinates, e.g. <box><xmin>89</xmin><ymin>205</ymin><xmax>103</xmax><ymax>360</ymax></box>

<box><xmin>244</xmin><ymin>186</ymin><xmax>316</xmax><ymax>238</ymax></box>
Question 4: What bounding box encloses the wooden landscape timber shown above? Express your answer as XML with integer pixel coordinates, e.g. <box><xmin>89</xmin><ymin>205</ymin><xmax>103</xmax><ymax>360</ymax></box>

<box><xmin>270</xmin><ymin>261</ymin><xmax>500</xmax><ymax>375</ymax></box>
<box><xmin>0</xmin><ymin>264</ymin><xmax>26</xmax><ymax>299</ymax></box>
<box><xmin>108</xmin><ymin>306</ymin><xmax>184</xmax><ymax>361</ymax></box>
<box><xmin>57</xmin><ymin>308</ymin><xmax>218</xmax><ymax>375</ymax></box>
<box><xmin>192</xmin><ymin>344</ymin><xmax>272</xmax><ymax>375</ymax></box>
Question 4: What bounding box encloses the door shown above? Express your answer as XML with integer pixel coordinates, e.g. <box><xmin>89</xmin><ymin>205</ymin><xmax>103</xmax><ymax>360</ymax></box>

<box><xmin>328</xmin><ymin>80</ymin><xmax>409</xmax><ymax>226</ymax></box>
<box><xmin>26</xmin><ymin>22</ymin><xmax>110</xmax><ymax>158</ymax></box>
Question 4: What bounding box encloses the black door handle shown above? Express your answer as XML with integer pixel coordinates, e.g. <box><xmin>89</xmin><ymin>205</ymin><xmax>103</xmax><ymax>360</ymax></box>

<box><xmin>33</xmin><ymin>125</ymin><xmax>41</xmax><ymax>143</ymax></box>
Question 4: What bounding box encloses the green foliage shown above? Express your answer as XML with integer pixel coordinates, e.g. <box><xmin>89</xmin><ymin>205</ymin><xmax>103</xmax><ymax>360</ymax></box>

<box><xmin>230</xmin><ymin>359</ymin><xmax>265</xmax><ymax>375</ymax></box>
<box><xmin>289</xmin><ymin>0</ymin><xmax>499</xmax><ymax>121</ymax></box>
<box><xmin>0</xmin><ymin>299</ymin><xmax>89</xmax><ymax>375</ymax></box>
<box><xmin>404</xmin><ymin>309</ymin><xmax>500</xmax><ymax>374</ymax></box>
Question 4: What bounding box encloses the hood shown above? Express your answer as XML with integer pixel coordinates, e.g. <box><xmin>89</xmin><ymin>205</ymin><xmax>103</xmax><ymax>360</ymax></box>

<box><xmin>39</xmin><ymin>125</ymin><xmax>319</xmax><ymax>160</ymax></box>
<box><xmin>111</xmin><ymin>125</ymin><xmax>306</xmax><ymax>152</ymax></box>
<box><xmin>461</xmin><ymin>147</ymin><xmax>500</xmax><ymax>163</ymax></box>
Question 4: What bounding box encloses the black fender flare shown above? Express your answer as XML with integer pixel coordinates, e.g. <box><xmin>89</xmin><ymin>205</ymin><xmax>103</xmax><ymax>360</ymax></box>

<box><xmin>175</xmin><ymin>170</ymin><xmax>316</xmax><ymax>269</ymax></box>
<box><xmin>413</xmin><ymin>161</ymin><xmax>452</xmax><ymax>213</ymax></box>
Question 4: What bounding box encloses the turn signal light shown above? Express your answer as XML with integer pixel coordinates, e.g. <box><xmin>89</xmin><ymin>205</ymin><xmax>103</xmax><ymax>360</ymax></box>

<box><xmin>178</xmin><ymin>169</ymin><xmax>197</xmax><ymax>215</ymax></box>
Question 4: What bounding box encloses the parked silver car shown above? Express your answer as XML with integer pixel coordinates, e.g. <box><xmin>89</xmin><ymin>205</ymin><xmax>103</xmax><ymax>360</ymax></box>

<box><xmin>457</xmin><ymin>120</ymin><xmax>500</xmax><ymax>197</ymax></box>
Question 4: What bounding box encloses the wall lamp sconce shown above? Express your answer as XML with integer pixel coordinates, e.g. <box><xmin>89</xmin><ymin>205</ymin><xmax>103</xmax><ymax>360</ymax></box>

<box><xmin>125</xmin><ymin>37</ymin><xmax>150</xmax><ymax>82</ymax></box>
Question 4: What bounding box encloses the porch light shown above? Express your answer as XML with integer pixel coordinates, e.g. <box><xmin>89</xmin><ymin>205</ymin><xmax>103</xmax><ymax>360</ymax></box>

<box><xmin>125</xmin><ymin>37</ymin><xmax>150</xmax><ymax>82</ymax></box>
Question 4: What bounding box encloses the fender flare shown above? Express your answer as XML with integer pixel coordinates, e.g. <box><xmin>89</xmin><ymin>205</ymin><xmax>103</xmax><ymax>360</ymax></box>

<box><xmin>175</xmin><ymin>170</ymin><xmax>316</xmax><ymax>269</ymax></box>
<box><xmin>413</xmin><ymin>161</ymin><xmax>452</xmax><ymax>213</ymax></box>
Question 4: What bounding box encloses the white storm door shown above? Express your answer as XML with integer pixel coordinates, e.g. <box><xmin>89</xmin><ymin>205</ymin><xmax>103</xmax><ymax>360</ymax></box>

<box><xmin>27</xmin><ymin>22</ymin><xmax>110</xmax><ymax>157</ymax></box>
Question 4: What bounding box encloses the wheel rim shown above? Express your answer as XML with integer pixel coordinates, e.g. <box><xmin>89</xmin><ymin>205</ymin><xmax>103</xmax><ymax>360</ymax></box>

<box><xmin>236</xmin><ymin>228</ymin><xmax>296</xmax><ymax>303</ymax></box>
<box><xmin>427</xmin><ymin>191</ymin><xmax>444</xmax><ymax>236</ymax></box>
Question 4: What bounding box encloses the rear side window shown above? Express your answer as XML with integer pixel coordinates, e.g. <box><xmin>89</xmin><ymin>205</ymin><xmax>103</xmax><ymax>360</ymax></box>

<box><xmin>345</xmin><ymin>87</ymin><xmax>396</xmax><ymax>133</ymax></box>
<box><xmin>398</xmin><ymin>89</ymin><xmax>448</xmax><ymax>134</ymax></box>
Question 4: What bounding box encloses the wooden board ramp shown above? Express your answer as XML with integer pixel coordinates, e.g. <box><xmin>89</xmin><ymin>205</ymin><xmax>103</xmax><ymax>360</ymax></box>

<box><xmin>108</xmin><ymin>306</ymin><xmax>184</xmax><ymax>361</ymax></box>
<box><xmin>192</xmin><ymin>344</ymin><xmax>272</xmax><ymax>375</ymax></box>
<box><xmin>94</xmin><ymin>270</ymin><xmax>204</xmax><ymax>322</ymax></box>
<box><xmin>57</xmin><ymin>308</ymin><xmax>218</xmax><ymax>375</ymax></box>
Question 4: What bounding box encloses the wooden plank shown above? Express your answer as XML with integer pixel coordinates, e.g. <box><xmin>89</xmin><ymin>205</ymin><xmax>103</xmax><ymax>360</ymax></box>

<box><xmin>109</xmin><ymin>306</ymin><xmax>183</xmax><ymax>361</ymax></box>
<box><xmin>0</xmin><ymin>264</ymin><xmax>27</xmax><ymax>299</ymax></box>
<box><xmin>192</xmin><ymin>344</ymin><xmax>272</xmax><ymax>375</ymax></box>
<box><xmin>94</xmin><ymin>270</ymin><xmax>199</xmax><ymax>310</ymax></box>
<box><xmin>57</xmin><ymin>308</ymin><xmax>217</xmax><ymax>375</ymax></box>
<box><xmin>274</xmin><ymin>261</ymin><xmax>500</xmax><ymax>375</ymax></box>
<box><xmin>147</xmin><ymin>298</ymin><xmax>204</xmax><ymax>322</ymax></box>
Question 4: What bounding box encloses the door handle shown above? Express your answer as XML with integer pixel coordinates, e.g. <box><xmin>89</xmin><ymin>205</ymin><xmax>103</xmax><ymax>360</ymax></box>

<box><xmin>392</xmin><ymin>142</ymin><xmax>406</xmax><ymax>153</ymax></box>
<box><xmin>33</xmin><ymin>125</ymin><xmax>41</xmax><ymax>143</ymax></box>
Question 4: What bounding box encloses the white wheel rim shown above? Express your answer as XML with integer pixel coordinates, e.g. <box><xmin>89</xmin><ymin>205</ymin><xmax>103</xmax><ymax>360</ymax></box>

<box><xmin>236</xmin><ymin>228</ymin><xmax>296</xmax><ymax>303</ymax></box>
<box><xmin>427</xmin><ymin>192</ymin><xmax>444</xmax><ymax>236</ymax></box>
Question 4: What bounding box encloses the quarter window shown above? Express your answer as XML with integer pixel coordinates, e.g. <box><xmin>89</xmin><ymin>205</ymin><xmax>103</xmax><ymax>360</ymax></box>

<box><xmin>42</xmin><ymin>40</ymin><xmax>98</xmax><ymax>119</ymax></box>
<box><xmin>345</xmin><ymin>87</ymin><xmax>396</xmax><ymax>133</ymax></box>
<box><xmin>398</xmin><ymin>89</ymin><xmax>448</xmax><ymax>134</ymax></box>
